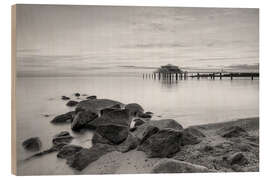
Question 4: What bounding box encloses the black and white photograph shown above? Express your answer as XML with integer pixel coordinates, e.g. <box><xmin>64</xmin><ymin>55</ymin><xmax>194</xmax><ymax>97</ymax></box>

<box><xmin>12</xmin><ymin>4</ymin><xmax>259</xmax><ymax>175</ymax></box>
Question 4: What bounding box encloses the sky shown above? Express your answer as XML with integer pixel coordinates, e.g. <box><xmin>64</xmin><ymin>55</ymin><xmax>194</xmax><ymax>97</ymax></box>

<box><xmin>16</xmin><ymin>5</ymin><xmax>259</xmax><ymax>77</ymax></box>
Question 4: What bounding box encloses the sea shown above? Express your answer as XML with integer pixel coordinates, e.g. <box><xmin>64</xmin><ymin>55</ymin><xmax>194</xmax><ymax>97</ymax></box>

<box><xmin>15</xmin><ymin>76</ymin><xmax>259</xmax><ymax>175</ymax></box>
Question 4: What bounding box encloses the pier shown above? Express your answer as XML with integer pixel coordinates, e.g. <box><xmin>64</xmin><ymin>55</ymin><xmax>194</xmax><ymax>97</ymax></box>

<box><xmin>143</xmin><ymin>64</ymin><xmax>259</xmax><ymax>81</ymax></box>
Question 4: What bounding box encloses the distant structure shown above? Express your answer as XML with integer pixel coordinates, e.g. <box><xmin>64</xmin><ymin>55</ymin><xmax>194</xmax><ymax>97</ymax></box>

<box><xmin>144</xmin><ymin>64</ymin><xmax>188</xmax><ymax>80</ymax></box>
<box><xmin>156</xmin><ymin>64</ymin><xmax>183</xmax><ymax>74</ymax></box>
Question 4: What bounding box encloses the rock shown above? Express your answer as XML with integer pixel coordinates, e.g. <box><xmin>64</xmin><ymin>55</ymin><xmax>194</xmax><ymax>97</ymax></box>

<box><xmin>66</xmin><ymin>100</ymin><xmax>78</xmax><ymax>107</ymax></box>
<box><xmin>228</xmin><ymin>152</ymin><xmax>248</xmax><ymax>165</ymax></box>
<box><xmin>184</xmin><ymin>127</ymin><xmax>205</xmax><ymax>137</ymax></box>
<box><xmin>145</xmin><ymin>111</ymin><xmax>154</xmax><ymax>115</ymax></box>
<box><xmin>218</xmin><ymin>126</ymin><xmax>249</xmax><ymax>138</ymax></box>
<box><xmin>95</xmin><ymin>125</ymin><xmax>129</xmax><ymax>144</ymax></box>
<box><xmin>110</xmin><ymin>104</ymin><xmax>122</xmax><ymax>109</ymax></box>
<box><xmin>138</xmin><ymin>128</ymin><xmax>182</xmax><ymax>158</ymax></box>
<box><xmin>129</xmin><ymin>126</ymin><xmax>137</xmax><ymax>132</ymax></box>
<box><xmin>86</xmin><ymin>95</ymin><xmax>97</xmax><ymax>100</ymax></box>
<box><xmin>92</xmin><ymin>130</ymin><xmax>113</xmax><ymax>145</ymax></box>
<box><xmin>134</xmin><ymin>119</ymin><xmax>145</xmax><ymax>127</ymax></box>
<box><xmin>67</xmin><ymin>144</ymin><xmax>115</xmax><ymax>171</ymax></box>
<box><xmin>74</xmin><ymin>93</ymin><xmax>80</xmax><ymax>97</ymax></box>
<box><xmin>57</xmin><ymin>145</ymin><xmax>83</xmax><ymax>159</ymax></box>
<box><xmin>76</xmin><ymin>99</ymin><xmax>123</xmax><ymax>114</ymax></box>
<box><xmin>22</xmin><ymin>137</ymin><xmax>42</xmax><ymax>151</ymax></box>
<box><xmin>92</xmin><ymin>131</ymin><xmax>138</xmax><ymax>153</ymax></box>
<box><xmin>181</xmin><ymin>127</ymin><xmax>205</xmax><ymax>146</ymax></box>
<box><xmin>88</xmin><ymin>109</ymin><xmax>131</xmax><ymax>128</ymax></box>
<box><xmin>125</xmin><ymin>103</ymin><xmax>144</xmax><ymax>116</ymax></box>
<box><xmin>25</xmin><ymin>143</ymin><xmax>66</xmax><ymax>161</ymax></box>
<box><xmin>201</xmin><ymin>145</ymin><xmax>214</xmax><ymax>152</ymax></box>
<box><xmin>149</xmin><ymin>119</ymin><xmax>183</xmax><ymax>130</ymax></box>
<box><xmin>133</xmin><ymin>119</ymin><xmax>183</xmax><ymax>140</ymax></box>
<box><xmin>61</xmin><ymin>96</ymin><xmax>70</xmax><ymax>100</ymax></box>
<box><xmin>52</xmin><ymin>131</ymin><xmax>73</xmax><ymax>145</ymax></box>
<box><xmin>151</xmin><ymin>159</ymin><xmax>210</xmax><ymax>173</ymax></box>
<box><xmin>138</xmin><ymin>113</ymin><xmax>152</xmax><ymax>119</ymax></box>
<box><xmin>140</xmin><ymin>125</ymin><xmax>159</xmax><ymax>145</ymax></box>
<box><xmin>116</xmin><ymin>133</ymin><xmax>139</xmax><ymax>153</ymax></box>
<box><xmin>71</xmin><ymin>110</ymin><xmax>98</xmax><ymax>131</ymax></box>
<box><xmin>50</xmin><ymin>111</ymin><xmax>75</xmax><ymax>124</ymax></box>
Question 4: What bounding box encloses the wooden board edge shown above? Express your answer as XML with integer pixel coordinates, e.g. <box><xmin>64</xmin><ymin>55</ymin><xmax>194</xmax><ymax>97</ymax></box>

<box><xmin>11</xmin><ymin>4</ymin><xmax>17</xmax><ymax>175</ymax></box>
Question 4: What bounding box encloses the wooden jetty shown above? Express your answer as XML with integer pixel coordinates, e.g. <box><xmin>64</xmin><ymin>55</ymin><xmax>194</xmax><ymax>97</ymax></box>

<box><xmin>143</xmin><ymin>64</ymin><xmax>259</xmax><ymax>81</ymax></box>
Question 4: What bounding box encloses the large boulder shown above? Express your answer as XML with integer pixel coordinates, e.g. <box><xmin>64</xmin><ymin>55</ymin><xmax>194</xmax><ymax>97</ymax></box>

<box><xmin>138</xmin><ymin>128</ymin><xmax>182</xmax><ymax>158</ymax></box>
<box><xmin>52</xmin><ymin>131</ymin><xmax>73</xmax><ymax>145</ymax></box>
<box><xmin>71</xmin><ymin>110</ymin><xmax>98</xmax><ymax>131</ymax></box>
<box><xmin>76</xmin><ymin>99</ymin><xmax>123</xmax><ymax>114</ymax></box>
<box><xmin>218</xmin><ymin>126</ymin><xmax>249</xmax><ymax>138</ymax></box>
<box><xmin>151</xmin><ymin>159</ymin><xmax>210</xmax><ymax>173</ymax></box>
<box><xmin>140</xmin><ymin>125</ymin><xmax>159</xmax><ymax>145</ymax></box>
<box><xmin>181</xmin><ymin>127</ymin><xmax>205</xmax><ymax>146</ymax></box>
<box><xmin>67</xmin><ymin>144</ymin><xmax>116</xmax><ymax>171</ymax></box>
<box><xmin>133</xmin><ymin>119</ymin><xmax>183</xmax><ymax>140</ymax></box>
<box><xmin>87</xmin><ymin>109</ymin><xmax>131</xmax><ymax>128</ymax></box>
<box><xmin>92</xmin><ymin>132</ymin><xmax>138</xmax><ymax>153</ymax></box>
<box><xmin>57</xmin><ymin>145</ymin><xmax>83</xmax><ymax>159</ymax></box>
<box><xmin>125</xmin><ymin>103</ymin><xmax>144</xmax><ymax>117</ymax></box>
<box><xmin>22</xmin><ymin>137</ymin><xmax>42</xmax><ymax>151</ymax></box>
<box><xmin>95</xmin><ymin>124</ymin><xmax>129</xmax><ymax>144</ymax></box>
<box><xmin>51</xmin><ymin>111</ymin><xmax>75</xmax><ymax>124</ymax></box>
<box><xmin>116</xmin><ymin>133</ymin><xmax>139</xmax><ymax>153</ymax></box>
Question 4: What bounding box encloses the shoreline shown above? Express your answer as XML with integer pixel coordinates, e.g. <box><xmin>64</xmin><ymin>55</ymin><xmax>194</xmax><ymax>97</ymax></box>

<box><xmin>79</xmin><ymin>117</ymin><xmax>259</xmax><ymax>174</ymax></box>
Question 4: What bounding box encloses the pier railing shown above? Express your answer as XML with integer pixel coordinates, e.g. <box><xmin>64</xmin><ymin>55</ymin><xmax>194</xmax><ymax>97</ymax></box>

<box><xmin>143</xmin><ymin>72</ymin><xmax>259</xmax><ymax>80</ymax></box>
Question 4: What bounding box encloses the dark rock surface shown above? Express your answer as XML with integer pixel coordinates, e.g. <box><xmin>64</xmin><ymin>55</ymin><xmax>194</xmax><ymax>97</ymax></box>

<box><xmin>218</xmin><ymin>126</ymin><xmax>249</xmax><ymax>138</ymax></box>
<box><xmin>76</xmin><ymin>99</ymin><xmax>123</xmax><ymax>114</ymax></box>
<box><xmin>86</xmin><ymin>95</ymin><xmax>97</xmax><ymax>100</ymax></box>
<box><xmin>95</xmin><ymin>125</ymin><xmax>129</xmax><ymax>144</ymax></box>
<box><xmin>116</xmin><ymin>133</ymin><xmax>139</xmax><ymax>153</ymax></box>
<box><xmin>181</xmin><ymin>127</ymin><xmax>205</xmax><ymax>146</ymax></box>
<box><xmin>71</xmin><ymin>110</ymin><xmax>98</xmax><ymax>131</ymax></box>
<box><xmin>88</xmin><ymin>109</ymin><xmax>131</xmax><ymax>128</ymax></box>
<box><xmin>133</xmin><ymin>119</ymin><xmax>183</xmax><ymax>140</ymax></box>
<box><xmin>61</xmin><ymin>96</ymin><xmax>70</xmax><ymax>100</ymax></box>
<box><xmin>52</xmin><ymin>131</ymin><xmax>73</xmax><ymax>145</ymax></box>
<box><xmin>51</xmin><ymin>111</ymin><xmax>75</xmax><ymax>124</ymax></box>
<box><xmin>138</xmin><ymin>113</ymin><xmax>152</xmax><ymax>119</ymax></box>
<box><xmin>66</xmin><ymin>100</ymin><xmax>79</xmax><ymax>107</ymax></box>
<box><xmin>151</xmin><ymin>159</ymin><xmax>210</xmax><ymax>173</ymax></box>
<box><xmin>22</xmin><ymin>137</ymin><xmax>42</xmax><ymax>151</ymax></box>
<box><xmin>134</xmin><ymin>119</ymin><xmax>145</xmax><ymax>127</ymax></box>
<box><xmin>125</xmin><ymin>103</ymin><xmax>144</xmax><ymax>116</ymax></box>
<box><xmin>57</xmin><ymin>145</ymin><xmax>83</xmax><ymax>159</ymax></box>
<box><xmin>140</xmin><ymin>125</ymin><xmax>159</xmax><ymax>145</ymax></box>
<box><xmin>227</xmin><ymin>152</ymin><xmax>248</xmax><ymax>165</ymax></box>
<box><xmin>67</xmin><ymin>144</ymin><xmax>116</xmax><ymax>171</ymax></box>
<box><xmin>138</xmin><ymin>128</ymin><xmax>182</xmax><ymax>158</ymax></box>
<box><xmin>74</xmin><ymin>93</ymin><xmax>80</xmax><ymax>97</ymax></box>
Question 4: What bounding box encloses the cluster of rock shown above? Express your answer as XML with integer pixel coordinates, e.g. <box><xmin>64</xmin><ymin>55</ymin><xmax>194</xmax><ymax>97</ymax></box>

<box><xmin>22</xmin><ymin>93</ymin><xmax>258</xmax><ymax>173</ymax></box>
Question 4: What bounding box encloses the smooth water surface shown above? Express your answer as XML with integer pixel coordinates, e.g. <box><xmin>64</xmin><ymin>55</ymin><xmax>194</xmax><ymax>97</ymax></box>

<box><xmin>16</xmin><ymin>76</ymin><xmax>259</xmax><ymax>175</ymax></box>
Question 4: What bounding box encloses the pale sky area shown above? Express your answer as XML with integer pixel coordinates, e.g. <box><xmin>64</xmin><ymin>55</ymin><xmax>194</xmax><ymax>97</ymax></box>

<box><xmin>16</xmin><ymin>5</ymin><xmax>259</xmax><ymax>77</ymax></box>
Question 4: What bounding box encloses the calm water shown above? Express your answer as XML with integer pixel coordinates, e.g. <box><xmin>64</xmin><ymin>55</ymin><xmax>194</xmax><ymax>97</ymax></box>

<box><xmin>16</xmin><ymin>76</ymin><xmax>259</xmax><ymax>175</ymax></box>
